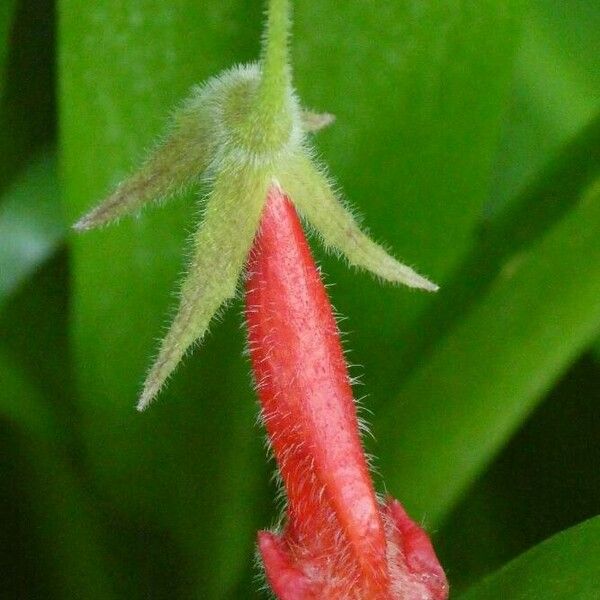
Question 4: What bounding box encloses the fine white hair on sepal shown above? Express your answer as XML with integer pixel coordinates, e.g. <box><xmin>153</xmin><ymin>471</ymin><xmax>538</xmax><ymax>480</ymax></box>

<box><xmin>136</xmin><ymin>165</ymin><xmax>271</xmax><ymax>411</ymax></box>
<box><xmin>301</xmin><ymin>109</ymin><xmax>336</xmax><ymax>133</ymax></box>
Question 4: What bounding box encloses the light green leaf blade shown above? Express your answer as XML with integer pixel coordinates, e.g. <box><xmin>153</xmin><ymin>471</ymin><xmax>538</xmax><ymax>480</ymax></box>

<box><xmin>397</xmin><ymin>113</ymin><xmax>600</xmax><ymax>381</ymax></box>
<box><xmin>489</xmin><ymin>0</ymin><xmax>600</xmax><ymax>216</ymax></box>
<box><xmin>459</xmin><ymin>516</ymin><xmax>600</xmax><ymax>600</ymax></box>
<box><xmin>436</xmin><ymin>357</ymin><xmax>600</xmax><ymax>594</ymax></box>
<box><xmin>376</xmin><ymin>179</ymin><xmax>600</xmax><ymax>525</ymax></box>
<box><xmin>0</xmin><ymin>149</ymin><xmax>63</xmax><ymax>306</ymax></box>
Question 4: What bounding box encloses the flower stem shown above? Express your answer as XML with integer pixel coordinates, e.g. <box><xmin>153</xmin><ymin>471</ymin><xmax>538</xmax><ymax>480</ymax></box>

<box><xmin>253</xmin><ymin>0</ymin><xmax>293</xmax><ymax>149</ymax></box>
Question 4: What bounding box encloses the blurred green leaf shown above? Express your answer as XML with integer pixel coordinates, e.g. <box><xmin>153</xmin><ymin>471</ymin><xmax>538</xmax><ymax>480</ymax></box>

<box><xmin>0</xmin><ymin>347</ymin><xmax>57</xmax><ymax>441</ymax></box>
<box><xmin>482</xmin><ymin>0</ymin><xmax>600</xmax><ymax>364</ymax></box>
<box><xmin>489</xmin><ymin>0</ymin><xmax>600</xmax><ymax>216</ymax></box>
<box><xmin>0</xmin><ymin>251</ymin><xmax>81</xmax><ymax>459</ymax></box>
<box><xmin>0</xmin><ymin>0</ymin><xmax>56</xmax><ymax>190</ymax></box>
<box><xmin>59</xmin><ymin>2</ymin><xmax>265</xmax><ymax>596</ymax></box>
<box><xmin>294</xmin><ymin>1</ymin><xmax>522</xmax><ymax>411</ymax></box>
<box><xmin>0</xmin><ymin>254</ymin><xmax>188</xmax><ymax>599</ymax></box>
<box><xmin>20</xmin><ymin>443</ymin><xmax>118</xmax><ymax>599</ymax></box>
<box><xmin>0</xmin><ymin>348</ymin><xmax>116</xmax><ymax>598</ymax></box>
<box><xmin>459</xmin><ymin>516</ymin><xmax>600</xmax><ymax>600</ymax></box>
<box><xmin>437</xmin><ymin>356</ymin><xmax>600</xmax><ymax>593</ymax></box>
<box><xmin>0</xmin><ymin>0</ymin><xmax>16</xmax><ymax>93</ymax></box>
<box><xmin>398</xmin><ymin>113</ymin><xmax>600</xmax><ymax>381</ymax></box>
<box><xmin>376</xmin><ymin>178</ymin><xmax>600</xmax><ymax>525</ymax></box>
<box><xmin>0</xmin><ymin>149</ymin><xmax>63</xmax><ymax>306</ymax></box>
<box><xmin>0</xmin><ymin>252</ymin><xmax>115</xmax><ymax>596</ymax></box>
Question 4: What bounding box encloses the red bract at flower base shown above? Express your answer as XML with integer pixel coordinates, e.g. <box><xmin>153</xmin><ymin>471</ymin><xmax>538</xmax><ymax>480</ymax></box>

<box><xmin>246</xmin><ymin>187</ymin><xmax>448</xmax><ymax>600</ymax></box>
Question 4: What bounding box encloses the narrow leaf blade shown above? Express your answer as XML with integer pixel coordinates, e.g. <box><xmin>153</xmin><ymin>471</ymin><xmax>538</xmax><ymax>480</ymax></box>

<box><xmin>459</xmin><ymin>516</ymin><xmax>600</xmax><ymax>600</ymax></box>
<box><xmin>376</xmin><ymin>179</ymin><xmax>600</xmax><ymax>525</ymax></box>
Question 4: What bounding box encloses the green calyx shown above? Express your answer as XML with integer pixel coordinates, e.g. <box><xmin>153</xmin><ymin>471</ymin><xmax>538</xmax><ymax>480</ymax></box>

<box><xmin>74</xmin><ymin>0</ymin><xmax>437</xmax><ymax>410</ymax></box>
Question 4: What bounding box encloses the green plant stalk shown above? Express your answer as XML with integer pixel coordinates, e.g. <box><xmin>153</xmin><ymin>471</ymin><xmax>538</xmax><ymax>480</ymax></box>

<box><xmin>253</xmin><ymin>0</ymin><xmax>292</xmax><ymax>147</ymax></box>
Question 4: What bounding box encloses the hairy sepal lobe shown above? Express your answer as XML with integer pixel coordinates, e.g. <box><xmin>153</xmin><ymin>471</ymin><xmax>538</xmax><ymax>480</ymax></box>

<box><xmin>75</xmin><ymin>61</ymin><xmax>435</xmax><ymax>411</ymax></box>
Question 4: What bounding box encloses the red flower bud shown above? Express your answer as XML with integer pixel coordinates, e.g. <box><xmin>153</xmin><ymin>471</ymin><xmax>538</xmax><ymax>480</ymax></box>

<box><xmin>245</xmin><ymin>187</ymin><xmax>448</xmax><ymax>599</ymax></box>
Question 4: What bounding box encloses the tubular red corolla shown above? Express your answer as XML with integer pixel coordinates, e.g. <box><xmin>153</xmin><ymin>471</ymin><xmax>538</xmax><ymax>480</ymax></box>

<box><xmin>245</xmin><ymin>187</ymin><xmax>448</xmax><ymax>600</ymax></box>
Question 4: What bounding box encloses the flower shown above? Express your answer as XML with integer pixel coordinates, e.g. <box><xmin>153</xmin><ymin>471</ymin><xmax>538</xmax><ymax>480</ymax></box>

<box><xmin>246</xmin><ymin>187</ymin><xmax>447</xmax><ymax>599</ymax></box>
<box><xmin>74</xmin><ymin>3</ymin><xmax>446</xmax><ymax>597</ymax></box>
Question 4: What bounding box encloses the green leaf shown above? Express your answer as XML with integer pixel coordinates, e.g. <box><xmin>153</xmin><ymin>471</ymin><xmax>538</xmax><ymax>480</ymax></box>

<box><xmin>0</xmin><ymin>347</ymin><xmax>116</xmax><ymax>598</ymax></box>
<box><xmin>489</xmin><ymin>0</ymin><xmax>600</xmax><ymax>215</ymax></box>
<box><xmin>0</xmin><ymin>149</ymin><xmax>63</xmax><ymax>307</ymax></box>
<box><xmin>376</xmin><ymin>178</ymin><xmax>600</xmax><ymax>525</ymax></box>
<box><xmin>292</xmin><ymin>0</ymin><xmax>522</xmax><ymax>411</ymax></box>
<box><xmin>459</xmin><ymin>516</ymin><xmax>600</xmax><ymax>600</ymax></box>
<box><xmin>436</xmin><ymin>356</ymin><xmax>600</xmax><ymax>594</ymax></box>
<box><xmin>12</xmin><ymin>436</ymin><xmax>118</xmax><ymax>599</ymax></box>
<box><xmin>398</xmin><ymin>113</ymin><xmax>600</xmax><ymax>381</ymax></box>
<box><xmin>0</xmin><ymin>0</ymin><xmax>17</xmax><ymax>94</ymax></box>
<box><xmin>0</xmin><ymin>347</ymin><xmax>57</xmax><ymax>441</ymax></box>
<box><xmin>0</xmin><ymin>0</ymin><xmax>55</xmax><ymax>190</ymax></box>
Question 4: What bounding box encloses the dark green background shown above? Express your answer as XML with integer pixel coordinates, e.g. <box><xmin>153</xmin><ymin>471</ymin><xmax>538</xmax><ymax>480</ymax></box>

<box><xmin>1</xmin><ymin>1</ymin><xmax>599</xmax><ymax>598</ymax></box>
